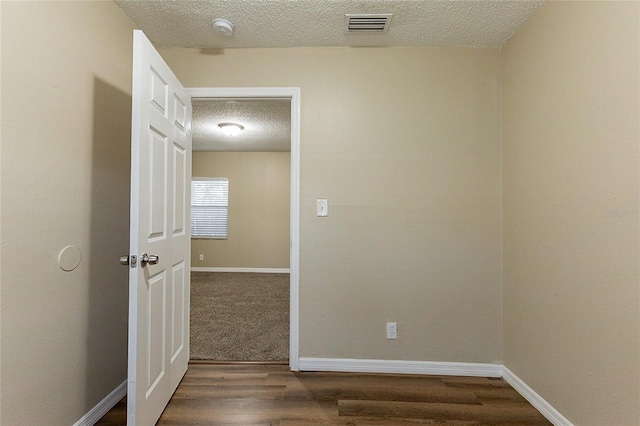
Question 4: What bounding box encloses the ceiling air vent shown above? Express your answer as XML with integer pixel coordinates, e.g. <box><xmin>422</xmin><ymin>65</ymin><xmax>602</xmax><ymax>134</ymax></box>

<box><xmin>345</xmin><ymin>14</ymin><xmax>393</xmax><ymax>34</ymax></box>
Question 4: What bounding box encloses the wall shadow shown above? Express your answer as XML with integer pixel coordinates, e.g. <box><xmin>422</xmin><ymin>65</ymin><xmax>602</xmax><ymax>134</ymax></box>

<box><xmin>197</xmin><ymin>48</ymin><xmax>226</xmax><ymax>56</ymax></box>
<box><xmin>86</xmin><ymin>77</ymin><xmax>131</xmax><ymax>412</ymax></box>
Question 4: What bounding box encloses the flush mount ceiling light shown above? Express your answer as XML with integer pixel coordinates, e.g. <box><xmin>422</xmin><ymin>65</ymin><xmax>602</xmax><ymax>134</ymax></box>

<box><xmin>218</xmin><ymin>122</ymin><xmax>244</xmax><ymax>136</ymax></box>
<box><xmin>212</xmin><ymin>18</ymin><xmax>235</xmax><ymax>37</ymax></box>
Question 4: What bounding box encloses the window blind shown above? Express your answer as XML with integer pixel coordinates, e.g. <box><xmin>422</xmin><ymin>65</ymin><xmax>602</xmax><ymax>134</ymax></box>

<box><xmin>191</xmin><ymin>177</ymin><xmax>229</xmax><ymax>239</ymax></box>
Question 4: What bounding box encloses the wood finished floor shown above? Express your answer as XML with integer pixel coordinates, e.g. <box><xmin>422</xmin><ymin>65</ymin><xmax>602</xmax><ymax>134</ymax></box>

<box><xmin>96</xmin><ymin>363</ymin><xmax>551</xmax><ymax>425</ymax></box>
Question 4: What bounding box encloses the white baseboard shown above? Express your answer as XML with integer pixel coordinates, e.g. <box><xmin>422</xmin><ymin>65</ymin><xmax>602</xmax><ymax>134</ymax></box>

<box><xmin>73</xmin><ymin>380</ymin><xmax>126</xmax><ymax>426</ymax></box>
<box><xmin>191</xmin><ymin>267</ymin><xmax>290</xmax><ymax>273</ymax></box>
<box><xmin>298</xmin><ymin>357</ymin><xmax>502</xmax><ymax>378</ymax></box>
<box><xmin>502</xmin><ymin>367</ymin><xmax>573</xmax><ymax>426</ymax></box>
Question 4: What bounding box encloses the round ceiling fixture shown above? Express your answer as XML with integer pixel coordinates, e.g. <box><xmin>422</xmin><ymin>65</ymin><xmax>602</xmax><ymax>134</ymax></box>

<box><xmin>212</xmin><ymin>18</ymin><xmax>234</xmax><ymax>37</ymax></box>
<box><xmin>218</xmin><ymin>122</ymin><xmax>244</xmax><ymax>136</ymax></box>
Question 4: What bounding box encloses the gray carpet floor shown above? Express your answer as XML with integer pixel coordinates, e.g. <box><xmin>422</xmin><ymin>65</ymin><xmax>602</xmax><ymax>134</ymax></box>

<box><xmin>190</xmin><ymin>272</ymin><xmax>289</xmax><ymax>361</ymax></box>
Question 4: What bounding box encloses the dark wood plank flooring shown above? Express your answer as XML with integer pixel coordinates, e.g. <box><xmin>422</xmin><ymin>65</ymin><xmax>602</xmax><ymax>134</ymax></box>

<box><xmin>97</xmin><ymin>363</ymin><xmax>551</xmax><ymax>425</ymax></box>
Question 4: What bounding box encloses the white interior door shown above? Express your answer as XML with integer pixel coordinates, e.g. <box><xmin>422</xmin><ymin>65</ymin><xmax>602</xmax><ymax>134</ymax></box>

<box><xmin>127</xmin><ymin>30</ymin><xmax>192</xmax><ymax>426</ymax></box>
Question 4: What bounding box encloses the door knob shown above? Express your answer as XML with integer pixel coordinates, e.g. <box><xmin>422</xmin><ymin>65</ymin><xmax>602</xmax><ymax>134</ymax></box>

<box><xmin>140</xmin><ymin>253</ymin><xmax>159</xmax><ymax>267</ymax></box>
<box><xmin>120</xmin><ymin>255</ymin><xmax>138</xmax><ymax>267</ymax></box>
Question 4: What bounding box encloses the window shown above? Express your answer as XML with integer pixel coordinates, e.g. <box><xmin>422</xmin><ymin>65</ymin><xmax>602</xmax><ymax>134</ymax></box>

<box><xmin>191</xmin><ymin>177</ymin><xmax>229</xmax><ymax>239</ymax></box>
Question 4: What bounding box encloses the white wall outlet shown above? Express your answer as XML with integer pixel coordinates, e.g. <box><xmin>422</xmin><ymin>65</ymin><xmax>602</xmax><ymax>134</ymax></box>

<box><xmin>199</xmin><ymin>254</ymin><xmax>204</xmax><ymax>261</ymax></box>
<box><xmin>386</xmin><ymin>322</ymin><xmax>397</xmax><ymax>340</ymax></box>
<box><xmin>317</xmin><ymin>198</ymin><xmax>328</xmax><ymax>217</ymax></box>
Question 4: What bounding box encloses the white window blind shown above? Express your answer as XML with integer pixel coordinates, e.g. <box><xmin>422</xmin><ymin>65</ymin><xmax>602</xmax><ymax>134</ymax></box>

<box><xmin>191</xmin><ymin>177</ymin><xmax>229</xmax><ymax>239</ymax></box>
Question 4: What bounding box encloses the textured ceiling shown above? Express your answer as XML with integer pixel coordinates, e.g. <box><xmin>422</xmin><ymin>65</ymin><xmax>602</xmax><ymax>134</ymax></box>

<box><xmin>115</xmin><ymin>0</ymin><xmax>545</xmax><ymax>48</ymax></box>
<box><xmin>192</xmin><ymin>98</ymin><xmax>291</xmax><ymax>152</ymax></box>
<box><xmin>121</xmin><ymin>1</ymin><xmax>544</xmax><ymax>151</ymax></box>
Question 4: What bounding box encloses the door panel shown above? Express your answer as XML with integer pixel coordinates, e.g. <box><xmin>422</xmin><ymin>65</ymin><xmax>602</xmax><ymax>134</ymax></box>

<box><xmin>171</xmin><ymin>262</ymin><xmax>186</xmax><ymax>361</ymax></box>
<box><xmin>128</xmin><ymin>30</ymin><xmax>192</xmax><ymax>426</ymax></box>
<box><xmin>146</xmin><ymin>272</ymin><xmax>166</xmax><ymax>395</ymax></box>
<box><xmin>149</xmin><ymin>128</ymin><xmax>168</xmax><ymax>239</ymax></box>
<box><xmin>173</xmin><ymin>144</ymin><xmax>187</xmax><ymax>235</ymax></box>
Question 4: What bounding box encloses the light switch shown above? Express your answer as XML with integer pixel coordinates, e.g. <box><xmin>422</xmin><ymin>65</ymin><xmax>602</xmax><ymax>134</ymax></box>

<box><xmin>317</xmin><ymin>199</ymin><xmax>328</xmax><ymax>217</ymax></box>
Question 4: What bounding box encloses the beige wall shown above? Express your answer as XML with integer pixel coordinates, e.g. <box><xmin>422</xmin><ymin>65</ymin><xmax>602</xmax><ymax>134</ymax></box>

<box><xmin>161</xmin><ymin>46</ymin><xmax>503</xmax><ymax>362</ymax></box>
<box><xmin>1</xmin><ymin>2</ymin><xmax>134</xmax><ymax>425</ymax></box>
<box><xmin>501</xmin><ymin>1</ymin><xmax>640</xmax><ymax>424</ymax></box>
<box><xmin>192</xmin><ymin>151</ymin><xmax>290</xmax><ymax>268</ymax></box>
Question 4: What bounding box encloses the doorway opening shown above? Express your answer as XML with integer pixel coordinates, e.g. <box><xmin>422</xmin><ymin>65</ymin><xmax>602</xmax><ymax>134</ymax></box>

<box><xmin>186</xmin><ymin>88</ymin><xmax>300</xmax><ymax>369</ymax></box>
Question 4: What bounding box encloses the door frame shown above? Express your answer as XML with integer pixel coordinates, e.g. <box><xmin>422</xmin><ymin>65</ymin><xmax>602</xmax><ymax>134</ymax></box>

<box><xmin>186</xmin><ymin>87</ymin><xmax>301</xmax><ymax>371</ymax></box>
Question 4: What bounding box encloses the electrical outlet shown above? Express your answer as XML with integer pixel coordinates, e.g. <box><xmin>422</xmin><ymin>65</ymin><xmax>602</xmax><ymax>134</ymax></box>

<box><xmin>199</xmin><ymin>254</ymin><xmax>204</xmax><ymax>261</ymax></box>
<box><xmin>386</xmin><ymin>322</ymin><xmax>397</xmax><ymax>340</ymax></box>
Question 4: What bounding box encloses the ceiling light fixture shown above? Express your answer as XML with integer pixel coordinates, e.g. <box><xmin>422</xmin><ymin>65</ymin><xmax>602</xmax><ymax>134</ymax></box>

<box><xmin>212</xmin><ymin>18</ymin><xmax>235</xmax><ymax>37</ymax></box>
<box><xmin>218</xmin><ymin>122</ymin><xmax>244</xmax><ymax>136</ymax></box>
